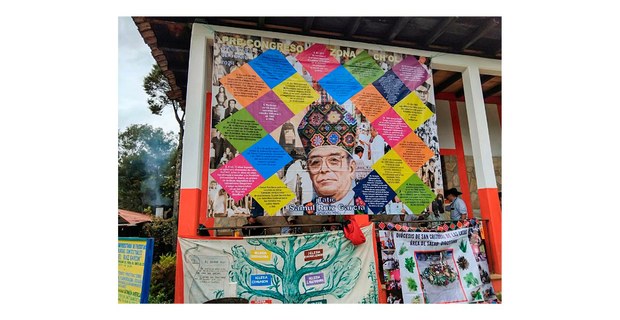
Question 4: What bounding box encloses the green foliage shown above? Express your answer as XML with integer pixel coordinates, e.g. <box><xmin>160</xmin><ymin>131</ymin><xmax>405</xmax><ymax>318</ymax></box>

<box><xmin>143</xmin><ymin>64</ymin><xmax>173</xmax><ymax>116</ymax></box>
<box><xmin>404</xmin><ymin>256</ymin><xmax>415</xmax><ymax>273</ymax></box>
<box><xmin>398</xmin><ymin>244</ymin><xmax>408</xmax><ymax>255</ymax></box>
<box><xmin>148</xmin><ymin>253</ymin><xmax>176</xmax><ymax>304</ymax></box>
<box><xmin>406</xmin><ymin>277</ymin><xmax>418</xmax><ymax>291</ymax></box>
<box><xmin>471</xmin><ymin>289</ymin><xmax>483</xmax><ymax>301</ymax></box>
<box><xmin>118</xmin><ymin>124</ymin><xmax>177</xmax><ymax>212</ymax></box>
<box><xmin>142</xmin><ymin>217</ymin><xmax>177</xmax><ymax>262</ymax></box>
<box><xmin>463</xmin><ymin>272</ymin><xmax>480</xmax><ymax>288</ymax></box>
<box><xmin>459</xmin><ymin>239</ymin><xmax>468</xmax><ymax>253</ymax></box>
<box><xmin>161</xmin><ymin>147</ymin><xmax>179</xmax><ymax>203</ymax></box>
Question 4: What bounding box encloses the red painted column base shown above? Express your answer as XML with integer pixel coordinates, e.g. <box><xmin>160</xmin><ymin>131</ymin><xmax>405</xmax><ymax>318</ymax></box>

<box><xmin>478</xmin><ymin>187</ymin><xmax>501</xmax><ymax>275</ymax></box>
<box><xmin>175</xmin><ymin>188</ymin><xmax>202</xmax><ymax>304</ymax></box>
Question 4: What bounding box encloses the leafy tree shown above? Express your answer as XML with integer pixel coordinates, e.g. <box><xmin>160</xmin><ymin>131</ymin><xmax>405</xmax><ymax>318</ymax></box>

<box><xmin>142</xmin><ymin>217</ymin><xmax>177</xmax><ymax>262</ymax></box>
<box><xmin>118</xmin><ymin>124</ymin><xmax>177</xmax><ymax>212</ymax></box>
<box><xmin>148</xmin><ymin>253</ymin><xmax>176</xmax><ymax>304</ymax></box>
<box><xmin>143</xmin><ymin>64</ymin><xmax>185</xmax><ymax>218</ymax></box>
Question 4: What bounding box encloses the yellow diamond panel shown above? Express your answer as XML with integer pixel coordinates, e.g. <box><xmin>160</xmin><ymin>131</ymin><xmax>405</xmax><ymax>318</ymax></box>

<box><xmin>273</xmin><ymin>73</ymin><xmax>320</xmax><ymax>114</ymax></box>
<box><xmin>249</xmin><ymin>174</ymin><xmax>296</xmax><ymax>216</ymax></box>
<box><xmin>393</xmin><ymin>92</ymin><xmax>434</xmax><ymax>130</ymax></box>
<box><xmin>371</xmin><ymin>150</ymin><xmax>414</xmax><ymax>191</ymax></box>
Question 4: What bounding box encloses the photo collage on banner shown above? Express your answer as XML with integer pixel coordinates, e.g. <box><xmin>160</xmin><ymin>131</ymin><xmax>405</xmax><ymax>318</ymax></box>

<box><xmin>208</xmin><ymin>31</ymin><xmax>443</xmax><ymax>220</ymax></box>
<box><xmin>378</xmin><ymin>230</ymin><xmax>403</xmax><ymax>304</ymax></box>
<box><xmin>467</xmin><ymin>221</ymin><xmax>497</xmax><ymax>302</ymax></box>
<box><xmin>179</xmin><ymin>225</ymin><xmax>378</xmax><ymax>303</ymax></box>
<box><xmin>393</xmin><ymin>229</ymin><xmax>482</xmax><ymax>304</ymax></box>
<box><xmin>376</xmin><ymin>221</ymin><xmax>497</xmax><ymax>304</ymax></box>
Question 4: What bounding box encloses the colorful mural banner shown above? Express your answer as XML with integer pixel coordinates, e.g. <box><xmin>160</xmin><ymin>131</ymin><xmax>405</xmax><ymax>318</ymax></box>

<box><xmin>179</xmin><ymin>225</ymin><xmax>378</xmax><ymax>303</ymax></box>
<box><xmin>118</xmin><ymin>238</ymin><xmax>154</xmax><ymax>304</ymax></box>
<box><xmin>208</xmin><ymin>31</ymin><xmax>443</xmax><ymax>217</ymax></box>
<box><xmin>391</xmin><ymin>229</ymin><xmax>484</xmax><ymax>304</ymax></box>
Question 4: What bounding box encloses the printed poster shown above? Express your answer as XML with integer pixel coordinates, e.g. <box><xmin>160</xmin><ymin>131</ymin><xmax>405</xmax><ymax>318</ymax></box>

<box><xmin>378</xmin><ymin>230</ymin><xmax>403</xmax><ymax>304</ymax></box>
<box><xmin>208</xmin><ymin>31</ymin><xmax>443</xmax><ymax>217</ymax></box>
<box><xmin>468</xmin><ymin>221</ymin><xmax>497</xmax><ymax>302</ymax></box>
<box><xmin>118</xmin><ymin>238</ymin><xmax>154</xmax><ymax>304</ymax></box>
<box><xmin>392</xmin><ymin>229</ymin><xmax>483</xmax><ymax>304</ymax></box>
<box><xmin>179</xmin><ymin>225</ymin><xmax>378</xmax><ymax>304</ymax></box>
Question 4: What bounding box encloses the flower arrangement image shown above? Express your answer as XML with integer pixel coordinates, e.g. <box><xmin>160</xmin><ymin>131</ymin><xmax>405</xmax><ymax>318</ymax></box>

<box><xmin>421</xmin><ymin>251</ymin><xmax>457</xmax><ymax>287</ymax></box>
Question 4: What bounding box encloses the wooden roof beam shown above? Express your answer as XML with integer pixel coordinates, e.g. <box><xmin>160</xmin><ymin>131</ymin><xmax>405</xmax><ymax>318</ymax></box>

<box><xmin>385</xmin><ymin>17</ymin><xmax>411</xmax><ymax>42</ymax></box>
<box><xmin>304</xmin><ymin>17</ymin><xmax>314</xmax><ymax>33</ymax></box>
<box><xmin>434</xmin><ymin>72</ymin><xmax>461</xmax><ymax>92</ymax></box>
<box><xmin>483</xmin><ymin>83</ymin><xmax>502</xmax><ymax>97</ymax></box>
<box><xmin>455</xmin><ymin>80</ymin><xmax>500</xmax><ymax>98</ymax></box>
<box><xmin>459</xmin><ymin>18</ymin><xmax>499</xmax><ymax>52</ymax></box>
<box><xmin>424</xmin><ymin>17</ymin><xmax>456</xmax><ymax>46</ymax></box>
<box><xmin>480</xmin><ymin>74</ymin><xmax>495</xmax><ymax>85</ymax></box>
<box><xmin>158</xmin><ymin>46</ymin><xmax>190</xmax><ymax>54</ymax></box>
<box><xmin>346</xmin><ymin>17</ymin><xmax>362</xmax><ymax>38</ymax></box>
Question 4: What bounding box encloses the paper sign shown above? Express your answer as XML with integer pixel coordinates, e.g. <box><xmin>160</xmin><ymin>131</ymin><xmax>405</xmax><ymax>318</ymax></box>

<box><xmin>211</xmin><ymin>155</ymin><xmax>265</xmax><ymax>201</ymax></box>
<box><xmin>350</xmin><ymin>85</ymin><xmax>392</xmax><ymax>123</ymax></box>
<box><xmin>304</xmin><ymin>249</ymin><xmax>324</xmax><ymax>261</ymax></box>
<box><xmin>344</xmin><ymin>51</ymin><xmax>385</xmax><ymax>86</ymax></box>
<box><xmin>372</xmin><ymin>108</ymin><xmax>412</xmax><ymax>147</ymax></box>
<box><xmin>248</xmin><ymin>49</ymin><xmax>297</xmax><ymax>88</ymax></box>
<box><xmin>352</xmin><ymin>170</ymin><xmax>396</xmax><ymax>214</ymax></box>
<box><xmin>216</xmin><ymin>108</ymin><xmax>268</xmax><ymax>153</ymax></box>
<box><xmin>219</xmin><ymin>63</ymin><xmax>271</xmax><ymax>107</ymax></box>
<box><xmin>250</xmin><ymin>250</ymin><xmax>272</xmax><ymax>261</ymax></box>
<box><xmin>251</xmin><ymin>299</ymin><xmax>273</xmax><ymax>304</ymax></box>
<box><xmin>295</xmin><ymin>43</ymin><xmax>341</xmax><ymax>81</ymax></box>
<box><xmin>393</xmin><ymin>92</ymin><xmax>434</xmax><ymax>130</ymax></box>
<box><xmin>249</xmin><ymin>174</ymin><xmax>296</xmax><ymax>216</ymax></box>
<box><xmin>245</xmin><ymin>90</ymin><xmax>295</xmax><ymax>133</ymax></box>
<box><xmin>392</xmin><ymin>133</ymin><xmax>435</xmax><ymax>172</ymax></box>
<box><xmin>250</xmin><ymin>274</ymin><xmax>273</xmax><ymax>286</ymax></box>
<box><xmin>318</xmin><ymin>65</ymin><xmax>363</xmax><ymax>104</ymax></box>
<box><xmin>396</xmin><ymin>174</ymin><xmax>436</xmax><ymax>214</ymax></box>
<box><xmin>391</xmin><ymin>56</ymin><xmax>430</xmax><ymax>91</ymax></box>
<box><xmin>372</xmin><ymin>150</ymin><xmax>414</xmax><ymax>191</ymax></box>
<box><xmin>273</xmin><ymin>72</ymin><xmax>320</xmax><ymax>114</ymax></box>
<box><xmin>304</xmin><ymin>273</ymin><xmax>326</xmax><ymax>286</ymax></box>
<box><xmin>118</xmin><ymin>238</ymin><xmax>154</xmax><ymax>304</ymax></box>
<box><xmin>307</xmin><ymin>299</ymin><xmax>327</xmax><ymax>304</ymax></box>
<box><xmin>372</xmin><ymin>70</ymin><xmax>411</xmax><ymax>106</ymax></box>
<box><xmin>242</xmin><ymin>135</ymin><xmax>292</xmax><ymax>179</ymax></box>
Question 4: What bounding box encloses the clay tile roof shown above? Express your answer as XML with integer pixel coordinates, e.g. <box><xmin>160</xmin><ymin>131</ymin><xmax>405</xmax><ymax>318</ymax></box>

<box><xmin>118</xmin><ymin>209</ymin><xmax>153</xmax><ymax>226</ymax></box>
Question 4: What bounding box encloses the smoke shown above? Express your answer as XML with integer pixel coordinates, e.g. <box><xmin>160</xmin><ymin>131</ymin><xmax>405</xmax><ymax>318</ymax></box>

<box><xmin>139</xmin><ymin>130</ymin><xmax>175</xmax><ymax>208</ymax></box>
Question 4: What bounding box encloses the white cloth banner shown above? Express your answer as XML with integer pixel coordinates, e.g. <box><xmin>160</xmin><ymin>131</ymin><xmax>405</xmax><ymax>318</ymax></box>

<box><xmin>393</xmin><ymin>229</ymin><xmax>483</xmax><ymax>303</ymax></box>
<box><xmin>179</xmin><ymin>225</ymin><xmax>378</xmax><ymax>304</ymax></box>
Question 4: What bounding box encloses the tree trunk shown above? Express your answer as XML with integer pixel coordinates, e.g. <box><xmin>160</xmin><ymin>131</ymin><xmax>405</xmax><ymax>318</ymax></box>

<box><xmin>172</xmin><ymin>128</ymin><xmax>183</xmax><ymax>220</ymax></box>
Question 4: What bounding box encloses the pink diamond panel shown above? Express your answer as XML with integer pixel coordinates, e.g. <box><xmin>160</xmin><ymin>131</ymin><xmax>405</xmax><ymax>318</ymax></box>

<box><xmin>372</xmin><ymin>108</ymin><xmax>412</xmax><ymax>147</ymax></box>
<box><xmin>210</xmin><ymin>155</ymin><xmax>265</xmax><ymax>201</ymax></box>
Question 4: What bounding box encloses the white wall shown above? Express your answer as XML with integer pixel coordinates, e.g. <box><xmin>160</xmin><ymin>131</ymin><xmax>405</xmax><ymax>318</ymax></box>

<box><xmin>435</xmin><ymin>99</ymin><xmax>455</xmax><ymax>150</ymax></box>
<box><xmin>456</xmin><ymin>101</ymin><xmax>501</xmax><ymax>157</ymax></box>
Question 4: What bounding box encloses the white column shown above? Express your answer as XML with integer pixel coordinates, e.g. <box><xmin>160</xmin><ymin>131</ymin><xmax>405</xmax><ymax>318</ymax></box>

<box><xmin>180</xmin><ymin>24</ymin><xmax>210</xmax><ymax>189</ymax></box>
<box><xmin>461</xmin><ymin>66</ymin><xmax>497</xmax><ymax>189</ymax></box>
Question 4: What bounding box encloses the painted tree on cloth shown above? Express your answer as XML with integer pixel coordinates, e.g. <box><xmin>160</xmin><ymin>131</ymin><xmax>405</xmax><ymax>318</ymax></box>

<box><xmin>226</xmin><ymin>231</ymin><xmax>361</xmax><ymax>303</ymax></box>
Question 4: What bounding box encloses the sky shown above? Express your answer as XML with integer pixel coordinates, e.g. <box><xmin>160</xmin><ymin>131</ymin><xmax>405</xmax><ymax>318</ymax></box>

<box><xmin>118</xmin><ymin>16</ymin><xmax>180</xmax><ymax>135</ymax></box>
